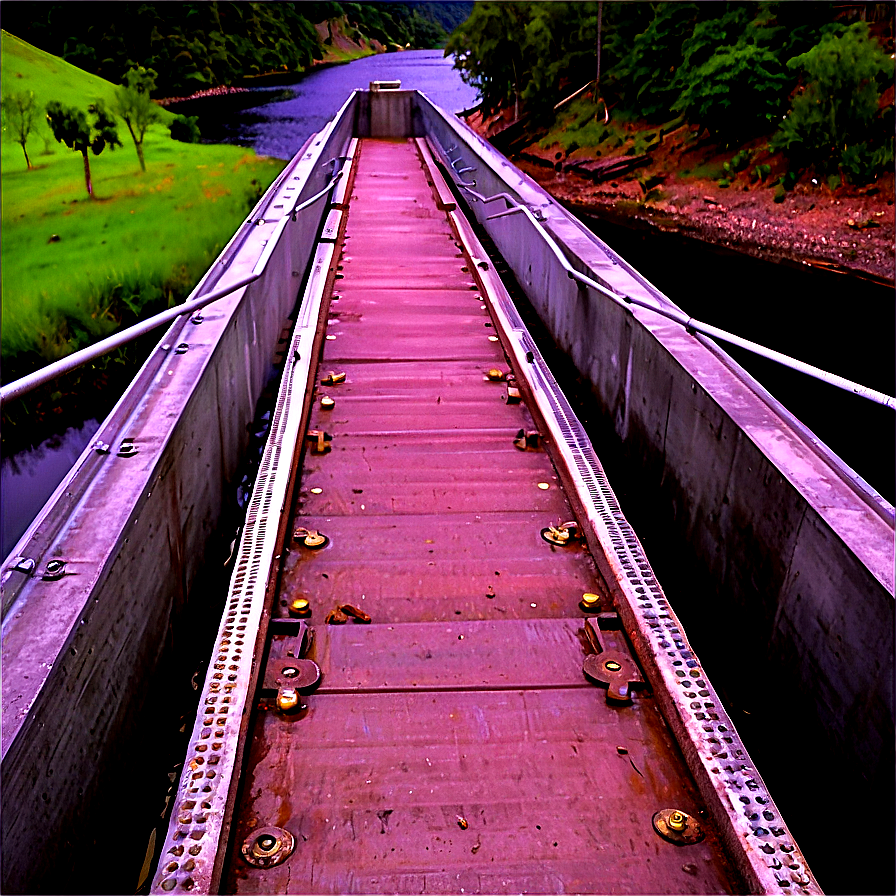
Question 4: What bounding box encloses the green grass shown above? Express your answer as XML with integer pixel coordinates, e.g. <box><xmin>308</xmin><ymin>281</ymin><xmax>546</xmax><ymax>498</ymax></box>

<box><xmin>538</xmin><ymin>96</ymin><xmax>659</xmax><ymax>158</ymax></box>
<box><xmin>1</xmin><ymin>31</ymin><xmax>286</xmax><ymax>371</ymax></box>
<box><xmin>679</xmin><ymin>161</ymin><xmax>725</xmax><ymax>180</ymax></box>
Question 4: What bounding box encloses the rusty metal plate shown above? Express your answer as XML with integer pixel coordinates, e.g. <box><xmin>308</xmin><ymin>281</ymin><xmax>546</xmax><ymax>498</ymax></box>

<box><xmin>224</xmin><ymin>688</ymin><xmax>736</xmax><ymax>895</ymax></box>
<box><xmin>223</xmin><ymin>138</ymin><xmax>740</xmax><ymax>893</ymax></box>
<box><xmin>278</xmin><ymin>511</ymin><xmax>598</xmax><ymax>624</ymax></box>
<box><xmin>313</xmin><ymin>619</ymin><xmax>591</xmax><ymax>692</ymax></box>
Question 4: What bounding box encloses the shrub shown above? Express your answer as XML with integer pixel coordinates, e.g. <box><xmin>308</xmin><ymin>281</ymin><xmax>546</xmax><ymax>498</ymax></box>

<box><xmin>169</xmin><ymin>114</ymin><xmax>201</xmax><ymax>144</ymax></box>
<box><xmin>771</xmin><ymin>22</ymin><xmax>894</xmax><ymax>182</ymax></box>
<box><xmin>673</xmin><ymin>42</ymin><xmax>790</xmax><ymax>147</ymax></box>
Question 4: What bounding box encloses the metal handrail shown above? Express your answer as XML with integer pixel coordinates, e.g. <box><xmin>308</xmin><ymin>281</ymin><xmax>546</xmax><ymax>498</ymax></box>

<box><xmin>460</xmin><ymin>184</ymin><xmax>896</xmax><ymax>411</ymax></box>
<box><xmin>0</xmin><ymin>169</ymin><xmax>344</xmax><ymax>407</ymax></box>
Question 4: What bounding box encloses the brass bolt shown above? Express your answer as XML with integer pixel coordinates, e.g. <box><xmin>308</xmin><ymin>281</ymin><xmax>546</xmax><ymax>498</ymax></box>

<box><xmin>580</xmin><ymin>592</ymin><xmax>600</xmax><ymax>611</ymax></box>
<box><xmin>295</xmin><ymin>528</ymin><xmax>329</xmax><ymax>549</ymax></box>
<box><xmin>486</xmin><ymin>368</ymin><xmax>504</xmax><ymax>381</ymax></box>
<box><xmin>276</xmin><ymin>687</ymin><xmax>300</xmax><ymax>712</ymax></box>
<box><xmin>288</xmin><ymin>597</ymin><xmax>311</xmax><ymax>617</ymax></box>
<box><xmin>605</xmin><ymin>660</ymin><xmax>622</xmax><ymax>673</ymax></box>
<box><xmin>320</xmin><ymin>396</ymin><xmax>335</xmax><ymax>409</ymax></box>
<box><xmin>668</xmin><ymin>811</ymin><xmax>687</xmax><ymax>831</ymax></box>
<box><xmin>254</xmin><ymin>834</ymin><xmax>278</xmax><ymax>856</ymax></box>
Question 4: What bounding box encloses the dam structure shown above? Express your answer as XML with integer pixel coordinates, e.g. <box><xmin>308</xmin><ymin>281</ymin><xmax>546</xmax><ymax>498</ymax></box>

<box><xmin>2</xmin><ymin>87</ymin><xmax>892</xmax><ymax>895</ymax></box>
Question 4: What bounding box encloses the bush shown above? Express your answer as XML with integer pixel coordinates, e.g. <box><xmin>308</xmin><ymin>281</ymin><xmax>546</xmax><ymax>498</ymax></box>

<box><xmin>609</xmin><ymin>3</ymin><xmax>700</xmax><ymax>119</ymax></box>
<box><xmin>673</xmin><ymin>42</ymin><xmax>790</xmax><ymax>147</ymax></box>
<box><xmin>771</xmin><ymin>22</ymin><xmax>894</xmax><ymax>183</ymax></box>
<box><xmin>169</xmin><ymin>114</ymin><xmax>201</xmax><ymax>143</ymax></box>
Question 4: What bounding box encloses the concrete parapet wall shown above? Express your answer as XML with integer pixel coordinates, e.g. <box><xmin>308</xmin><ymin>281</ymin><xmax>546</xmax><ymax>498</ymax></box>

<box><xmin>417</xmin><ymin>94</ymin><xmax>894</xmax><ymax>873</ymax></box>
<box><xmin>0</xmin><ymin>101</ymin><xmax>357</xmax><ymax>893</ymax></box>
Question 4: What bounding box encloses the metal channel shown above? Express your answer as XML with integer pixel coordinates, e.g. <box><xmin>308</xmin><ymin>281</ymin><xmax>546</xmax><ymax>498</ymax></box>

<box><xmin>213</xmin><ymin>139</ymin><xmax>750</xmax><ymax>895</ymax></box>
<box><xmin>449</xmin><ymin>206</ymin><xmax>820</xmax><ymax>895</ymax></box>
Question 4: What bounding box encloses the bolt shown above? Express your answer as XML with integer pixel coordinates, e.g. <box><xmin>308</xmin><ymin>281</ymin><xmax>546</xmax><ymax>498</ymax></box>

<box><xmin>276</xmin><ymin>687</ymin><xmax>300</xmax><ymax>712</ymax></box>
<box><xmin>289</xmin><ymin>597</ymin><xmax>311</xmax><ymax>617</ymax></box>
<box><xmin>320</xmin><ymin>396</ymin><xmax>335</xmax><ymax>409</ymax></box>
<box><xmin>605</xmin><ymin>660</ymin><xmax>622</xmax><ymax>673</ymax></box>
<box><xmin>580</xmin><ymin>593</ymin><xmax>600</xmax><ymax>612</ymax></box>
<box><xmin>668</xmin><ymin>811</ymin><xmax>687</xmax><ymax>831</ymax></box>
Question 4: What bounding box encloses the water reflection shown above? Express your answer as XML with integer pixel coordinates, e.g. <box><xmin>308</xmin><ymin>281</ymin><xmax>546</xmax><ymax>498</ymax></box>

<box><xmin>198</xmin><ymin>50</ymin><xmax>480</xmax><ymax>159</ymax></box>
<box><xmin>1</xmin><ymin>419</ymin><xmax>99</xmax><ymax>558</ymax></box>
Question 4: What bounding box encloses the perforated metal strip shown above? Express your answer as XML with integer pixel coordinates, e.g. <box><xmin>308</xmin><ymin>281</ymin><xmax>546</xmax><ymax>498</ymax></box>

<box><xmin>150</xmin><ymin>241</ymin><xmax>335</xmax><ymax>895</ymax></box>
<box><xmin>450</xmin><ymin>210</ymin><xmax>821</xmax><ymax>896</ymax></box>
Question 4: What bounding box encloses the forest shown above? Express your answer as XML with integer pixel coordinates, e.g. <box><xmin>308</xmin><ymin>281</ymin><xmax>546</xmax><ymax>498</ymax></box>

<box><xmin>446</xmin><ymin>1</ymin><xmax>894</xmax><ymax>183</ymax></box>
<box><xmin>0</xmin><ymin>1</ymin><xmax>472</xmax><ymax>97</ymax></box>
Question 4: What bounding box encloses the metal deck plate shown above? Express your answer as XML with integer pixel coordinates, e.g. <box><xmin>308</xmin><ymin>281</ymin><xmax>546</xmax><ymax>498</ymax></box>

<box><xmin>222</xmin><ymin>139</ymin><xmax>741</xmax><ymax>894</ymax></box>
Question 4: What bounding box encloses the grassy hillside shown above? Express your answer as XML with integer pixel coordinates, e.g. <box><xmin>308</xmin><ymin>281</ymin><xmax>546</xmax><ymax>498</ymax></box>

<box><xmin>1</xmin><ymin>31</ymin><xmax>285</xmax><ymax>375</ymax></box>
<box><xmin>1</xmin><ymin>28</ymin><xmax>176</xmax><ymax>159</ymax></box>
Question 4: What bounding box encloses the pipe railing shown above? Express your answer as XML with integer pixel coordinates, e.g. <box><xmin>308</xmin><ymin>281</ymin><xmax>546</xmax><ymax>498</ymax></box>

<box><xmin>0</xmin><ymin>168</ymin><xmax>345</xmax><ymax>408</ymax></box>
<box><xmin>459</xmin><ymin>182</ymin><xmax>895</xmax><ymax>411</ymax></box>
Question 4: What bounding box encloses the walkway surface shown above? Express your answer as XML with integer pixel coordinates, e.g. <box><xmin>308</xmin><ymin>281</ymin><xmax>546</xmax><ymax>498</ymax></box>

<box><xmin>222</xmin><ymin>139</ymin><xmax>739</xmax><ymax>894</ymax></box>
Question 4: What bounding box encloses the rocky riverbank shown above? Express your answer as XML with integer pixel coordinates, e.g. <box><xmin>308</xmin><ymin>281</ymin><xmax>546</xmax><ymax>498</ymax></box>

<box><xmin>468</xmin><ymin>111</ymin><xmax>895</xmax><ymax>285</ymax></box>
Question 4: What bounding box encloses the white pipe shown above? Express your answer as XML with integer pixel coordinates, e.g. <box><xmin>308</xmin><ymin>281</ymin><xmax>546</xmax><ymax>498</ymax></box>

<box><xmin>465</xmin><ymin>186</ymin><xmax>895</xmax><ymax>411</ymax></box>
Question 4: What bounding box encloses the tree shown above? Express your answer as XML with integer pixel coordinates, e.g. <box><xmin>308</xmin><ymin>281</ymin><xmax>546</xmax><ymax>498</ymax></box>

<box><xmin>112</xmin><ymin>66</ymin><xmax>161</xmax><ymax>172</ymax></box>
<box><xmin>771</xmin><ymin>21</ymin><xmax>894</xmax><ymax>181</ymax></box>
<box><xmin>45</xmin><ymin>100</ymin><xmax>121</xmax><ymax>197</ymax></box>
<box><xmin>1</xmin><ymin>90</ymin><xmax>38</xmax><ymax>169</ymax></box>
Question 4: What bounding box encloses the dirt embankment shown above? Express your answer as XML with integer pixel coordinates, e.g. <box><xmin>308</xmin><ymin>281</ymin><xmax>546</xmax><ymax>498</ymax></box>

<box><xmin>467</xmin><ymin>111</ymin><xmax>895</xmax><ymax>285</ymax></box>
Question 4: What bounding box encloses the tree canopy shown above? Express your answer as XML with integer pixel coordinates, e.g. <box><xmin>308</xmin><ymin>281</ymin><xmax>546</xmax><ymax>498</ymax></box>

<box><xmin>111</xmin><ymin>66</ymin><xmax>161</xmax><ymax>172</ymax></box>
<box><xmin>446</xmin><ymin>1</ymin><xmax>894</xmax><ymax>179</ymax></box>
<box><xmin>1</xmin><ymin>90</ymin><xmax>38</xmax><ymax>169</ymax></box>
<box><xmin>45</xmin><ymin>99</ymin><xmax>121</xmax><ymax>196</ymax></box>
<box><xmin>1</xmin><ymin>2</ymin><xmax>467</xmax><ymax>97</ymax></box>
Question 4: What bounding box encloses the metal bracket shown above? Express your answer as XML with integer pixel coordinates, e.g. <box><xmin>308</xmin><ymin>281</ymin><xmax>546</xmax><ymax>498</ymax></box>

<box><xmin>305</xmin><ymin>430</ymin><xmax>332</xmax><ymax>453</ymax></box>
<box><xmin>262</xmin><ymin>618</ymin><xmax>321</xmax><ymax>700</ymax></box>
<box><xmin>582</xmin><ymin>613</ymin><xmax>645</xmax><ymax>703</ymax></box>
<box><xmin>514</xmin><ymin>428</ymin><xmax>541</xmax><ymax>451</ymax></box>
<box><xmin>10</xmin><ymin>557</ymin><xmax>35</xmax><ymax>576</ymax></box>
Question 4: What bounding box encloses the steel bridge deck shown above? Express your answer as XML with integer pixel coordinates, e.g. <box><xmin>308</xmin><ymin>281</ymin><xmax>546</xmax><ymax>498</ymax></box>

<box><xmin>221</xmin><ymin>139</ymin><xmax>740</xmax><ymax>894</ymax></box>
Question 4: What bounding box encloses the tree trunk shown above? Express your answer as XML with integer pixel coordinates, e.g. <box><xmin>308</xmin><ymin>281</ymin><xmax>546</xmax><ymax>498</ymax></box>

<box><xmin>20</xmin><ymin>140</ymin><xmax>32</xmax><ymax>170</ymax></box>
<box><xmin>81</xmin><ymin>150</ymin><xmax>93</xmax><ymax>197</ymax></box>
<box><xmin>127</xmin><ymin>121</ymin><xmax>146</xmax><ymax>172</ymax></box>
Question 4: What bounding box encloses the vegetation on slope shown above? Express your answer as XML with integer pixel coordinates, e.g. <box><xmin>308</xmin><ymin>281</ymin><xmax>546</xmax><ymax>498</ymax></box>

<box><xmin>0</xmin><ymin>1</ymin><xmax>469</xmax><ymax>97</ymax></box>
<box><xmin>0</xmin><ymin>31</ymin><xmax>284</xmax><ymax>452</ymax></box>
<box><xmin>447</xmin><ymin>2</ymin><xmax>894</xmax><ymax>185</ymax></box>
